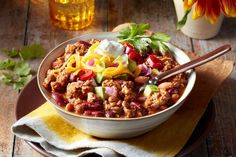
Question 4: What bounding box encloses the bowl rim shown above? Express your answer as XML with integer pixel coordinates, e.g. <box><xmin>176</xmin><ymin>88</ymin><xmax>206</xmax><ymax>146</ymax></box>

<box><xmin>37</xmin><ymin>32</ymin><xmax>196</xmax><ymax>121</ymax></box>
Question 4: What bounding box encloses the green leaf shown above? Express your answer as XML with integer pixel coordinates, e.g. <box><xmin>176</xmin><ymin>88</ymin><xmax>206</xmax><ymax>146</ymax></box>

<box><xmin>133</xmin><ymin>37</ymin><xmax>151</xmax><ymax>51</ymax></box>
<box><xmin>19</xmin><ymin>44</ymin><xmax>45</xmax><ymax>60</ymax></box>
<box><xmin>2</xmin><ymin>48</ymin><xmax>19</xmax><ymax>58</ymax></box>
<box><xmin>117</xmin><ymin>26</ymin><xmax>131</xmax><ymax>40</ymax></box>
<box><xmin>14</xmin><ymin>61</ymin><xmax>31</xmax><ymax>76</ymax></box>
<box><xmin>151</xmin><ymin>33</ymin><xmax>171</xmax><ymax>42</ymax></box>
<box><xmin>13</xmin><ymin>75</ymin><xmax>32</xmax><ymax>91</ymax></box>
<box><xmin>176</xmin><ymin>10</ymin><xmax>191</xmax><ymax>30</ymax></box>
<box><xmin>117</xmin><ymin>23</ymin><xmax>150</xmax><ymax>40</ymax></box>
<box><xmin>158</xmin><ymin>42</ymin><xmax>170</xmax><ymax>55</ymax></box>
<box><xmin>117</xmin><ymin>23</ymin><xmax>171</xmax><ymax>55</ymax></box>
<box><xmin>129</xmin><ymin>23</ymin><xmax>150</xmax><ymax>38</ymax></box>
<box><xmin>0</xmin><ymin>59</ymin><xmax>16</xmax><ymax>70</ymax></box>
<box><xmin>0</xmin><ymin>73</ymin><xmax>14</xmax><ymax>85</ymax></box>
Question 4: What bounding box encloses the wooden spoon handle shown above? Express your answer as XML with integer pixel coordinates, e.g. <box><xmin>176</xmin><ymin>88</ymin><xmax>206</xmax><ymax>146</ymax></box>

<box><xmin>158</xmin><ymin>44</ymin><xmax>231</xmax><ymax>81</ymax></box>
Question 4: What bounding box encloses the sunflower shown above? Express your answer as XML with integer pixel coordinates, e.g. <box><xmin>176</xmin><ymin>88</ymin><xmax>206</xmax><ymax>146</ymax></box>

<box><xmin>177</xmin><ymin>0</ymin><xmax>236</xmax><ymax>29</ymax></box>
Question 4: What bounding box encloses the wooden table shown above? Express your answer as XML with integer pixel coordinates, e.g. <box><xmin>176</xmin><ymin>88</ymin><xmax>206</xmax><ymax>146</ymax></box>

<box><xmin>0</xmin><ymin>0</ymin><xmax>235</xmax><ymax>157</ymax></box>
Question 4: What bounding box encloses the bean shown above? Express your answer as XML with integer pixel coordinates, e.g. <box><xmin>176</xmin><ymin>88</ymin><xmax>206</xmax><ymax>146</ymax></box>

<box><xmin>134</xmin><ymin>76</ymin><xmax>149</xmax><ymax>84</ymax></box>
<box><xmin>158</xmin><ymin>82</ymin><xmax>173</xmax><ymax>89</ymax></box>
<box><xmin>65</xmin><ymin>103</ymin><xmax>74</xmax><ymax>112</ymax></box>
<box><xmin>91</xmin><ymin>111</ymin><xmax>104</xmax><ymax>117</ymax></box>
<box><xmin>52</xmin><ymin>92</ymin><xmax>67</xmax><ymax>106</ymax></box>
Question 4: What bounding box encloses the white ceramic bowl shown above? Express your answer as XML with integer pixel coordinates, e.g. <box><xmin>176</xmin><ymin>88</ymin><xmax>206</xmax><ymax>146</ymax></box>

<box><xmin>37</xmin><ymin>32</ymin><xmax>196</xmax><ymax>139</ymax></box>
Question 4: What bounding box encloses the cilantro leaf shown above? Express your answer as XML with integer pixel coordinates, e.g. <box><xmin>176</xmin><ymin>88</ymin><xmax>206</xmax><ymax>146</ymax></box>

<box><xmin>151</xmin><ymin>33</ymin><xmax>171</xmax><ymax>42</ymax></box>
<box><xmin>19</xmin><ymin>44</ymin><xmax>45</xmax><ymax>60</ymax></box>
<box><xmin>0</xmin><ymin>43</ymin><xmax>45</xmax><ymax>91</ymax></box>
<box><xmin>117</xmin><ymin>26</ymin><xmax>131</xmax><ymax>40</ymax></box>
<box><xmin>14</xmin><ymin>61</ymin><xmax>31</xmax><ymax>76</ymax></box>
<box><xmin>132</xmin><ymin>37</ymin><xmax>151</xmax><ymax>51</ymax></box>
<box><xmin>129</xmin><ymin>23</ymin><xmax>150</xmax><ymax>38</ymax></box>
<box><xmin>0</xmin><ymin>59</ymin><xmax>16</xmax><ymax>70</ymax></box>
<box><xmin>0</xmin><ymin>73</ymin><xmax>14</xmax><ymax>85</ymax></box>
<box><xmin>13</xmin><ymin>75</ymin><xmax>32</xmax><ymax>91</ymax></box>
<box><xmin>2</xmin><ymin>48</ymin><xmax>19</xmax><ymax>58</ymax></box>
<box><xmin>118</xmin><ymin>23</ymin><xmax>150</xmax><ymax>40</ymax></box>
<box><xmin>117</xmin><ymin>23</ymin><xmax>171</xmax><ymax>55</ymax></box>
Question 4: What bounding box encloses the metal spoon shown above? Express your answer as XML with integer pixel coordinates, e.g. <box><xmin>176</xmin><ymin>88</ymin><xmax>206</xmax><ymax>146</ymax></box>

<box><xmin>139</xmin><ymin>44</ymin><xmax>231</xmax><ymax>93</ymax></box>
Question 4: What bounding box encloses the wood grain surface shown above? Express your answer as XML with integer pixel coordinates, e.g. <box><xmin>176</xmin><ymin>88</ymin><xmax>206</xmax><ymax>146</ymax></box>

<box><xmin>0</xmin><ymin>0</ymin><xmax>235</xmax><ymax>157</ymax></box>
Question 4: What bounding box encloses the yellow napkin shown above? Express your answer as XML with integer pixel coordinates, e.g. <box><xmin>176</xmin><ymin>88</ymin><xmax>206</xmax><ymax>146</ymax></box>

<box><xmin>12</xmin><ymin>53</ymin><xmax>234</xmax><ymax>157</ymax></box>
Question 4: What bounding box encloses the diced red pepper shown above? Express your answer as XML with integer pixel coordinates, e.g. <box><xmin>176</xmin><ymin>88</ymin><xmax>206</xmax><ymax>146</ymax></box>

<box><xmin>124</xmin><ymin>43</ymin><xmax>143</xmax><ymax>63</ymax></box>
<box><xmin>128</xmin><ymin>50</ymin><xmax>143</xmax><ymax>63</ymax></box>
<box><xmin>78</xmin><ymin>69</ymin><xmax>95</xmax><ymax>81</ymax></box>
<box><xmin>146</xmin><ymin>55</ymin><xmax>164</xmax><ymax>70</ymax></box>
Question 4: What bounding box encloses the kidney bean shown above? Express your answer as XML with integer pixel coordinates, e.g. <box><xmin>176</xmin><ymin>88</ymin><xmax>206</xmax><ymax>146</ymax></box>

<box><xmin>83</xmin><ymin>110</ymin><xmax>104</xmax><ymax>117</ymax></box>
<box><xmin>136</xmin><ymin>96</ymin><xmax>147</xmax><ymax>102</ymax></box>
<box><xmin>83</xmin><ymin>110</ymin><xmax>92</xmax><ymax>116</ymax></box>
<box><xmin>52</xmin><ymin>92</ymin><xmax>67</xmax><ymax>106</ymax></box>
<box><xmin>79</xmin><ymin>102</ymin><xmax>103</xmax><ymax>111</ymax></box>
<box><xmin>134</xmin><ymin>76</ymin><xmax>149</xmax><ymax>84</ymax></box>
<box><xmin>87</xmin><ymin>102</ymin><xmax>103</xmax><ymax>110</ymax></box>
<box><xmin>91</xmin><ymin>111</ymin><xmax>104</xmax><ymax>117</ymax></box>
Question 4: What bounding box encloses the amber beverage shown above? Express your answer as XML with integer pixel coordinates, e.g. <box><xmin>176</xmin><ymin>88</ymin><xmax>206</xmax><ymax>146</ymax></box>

<box><xmin>48</xmin><ymin>0</ymin><xmax>94</xmax><ymax>30</ymax></box>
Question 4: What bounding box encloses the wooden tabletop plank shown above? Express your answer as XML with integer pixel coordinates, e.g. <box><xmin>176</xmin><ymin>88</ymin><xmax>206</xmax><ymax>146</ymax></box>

<box><xmin>13</xmin><ymin>0</ymin><xmax>108</xmax><ymax>156</ymax></box>
<box><xmin>191</xmin><ymin>18</ymin><xmax>236</xmax><ymax>157</ymax></box>
<box><xmin>0</xmin><ymin>1</ymin><xmax>28</xmax><ymax>157</ymax></box>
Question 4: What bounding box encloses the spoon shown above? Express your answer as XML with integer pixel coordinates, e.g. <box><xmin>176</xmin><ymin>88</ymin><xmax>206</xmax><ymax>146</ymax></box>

<box><xmin>139</xmin><ymin>44</ymin><xmax>231</xmax><ymax>93</ymax></box>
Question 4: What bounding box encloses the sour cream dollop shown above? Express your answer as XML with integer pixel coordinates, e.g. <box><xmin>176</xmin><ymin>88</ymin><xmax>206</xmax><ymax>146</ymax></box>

<box><xmin>95</xmin><ymin>39</ymin><xmax>125</xmax><ymax>58</ymax></box>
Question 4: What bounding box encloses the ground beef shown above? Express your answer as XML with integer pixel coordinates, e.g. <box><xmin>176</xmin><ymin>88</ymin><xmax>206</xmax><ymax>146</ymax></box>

<box><xmin>52</xmin><ymin>56</ymin><xmax>64</xmax><ymax>69</ymax></box>
<box><xmin>144</xmin><ymin>89</ymin><xmax>171</xmax><ymax>114</ymax></box>
<box><xmin>160</xmin><ymin>55</ymin><xmax>178</xmax><ymax>71</ymax></box>
<box><xmin>65</xmin><ymin>80</ymin><xmax>94</xmax><ymax>100</ymax></box>
<box><xmin>74</xmin><ymin>41</ymin><xmax>91</xmax><ymax>56</ymax></box>
<box><xmin>43</xmin><ymin>70</ymin><xmax>56</xmax><ymax>90</ymax></box>
<box><xmin>64</xmin><ymin>44</ymin><xmax>77</xmax><ymax>60</ymax></box>
<box><xmin>50</xmin><ymin>70</ymin><xmax>69</xmax><ymax>92</ymax></box>
<box><xmin>102</xmin><ymin>79</ymin><xmax>138</xmax><ymax>118</ymax></box>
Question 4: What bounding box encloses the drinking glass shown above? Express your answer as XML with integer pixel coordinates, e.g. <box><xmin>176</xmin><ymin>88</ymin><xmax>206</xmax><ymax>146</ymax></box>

<box><xmin>48</xmin><ymin>0</ymin><xmax>95</xmax><ymax>30</ymax></box>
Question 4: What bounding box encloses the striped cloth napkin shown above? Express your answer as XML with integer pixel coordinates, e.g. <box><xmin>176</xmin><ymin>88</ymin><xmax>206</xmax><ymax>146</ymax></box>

<box><xmin>12</xmin><ymin>52</ymin><xmax>234</xmax><ymax>157</ymax></box>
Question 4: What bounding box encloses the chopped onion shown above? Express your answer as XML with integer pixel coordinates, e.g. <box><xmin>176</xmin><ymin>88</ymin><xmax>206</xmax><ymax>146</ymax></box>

<box><xmin>105</xmin><ymin>87</ymin><xmax>115</xmax><ymax>96</ymax></box>
<box><xmin>110</xmin><ymin>63</ymin><xmax>119</xmax><ymax>67</ymax></box>
<box><xmin>141</xmin><ymin>64</ymin><xmax>152</xmax><ymax>76</ymax></box>
<box><xmin>88</xmin><ymin>59</ymin><xmax>95</xmax><ymax>66</ymax></box>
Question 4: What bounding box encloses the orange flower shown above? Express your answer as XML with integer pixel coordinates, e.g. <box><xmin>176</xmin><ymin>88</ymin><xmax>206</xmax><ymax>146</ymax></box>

<box><xmin>183</xmin><ymin>0</ymin><xmax>236</xmax><ymax>24</ymax></box>
<box><xmin>220</xmin><ymin>0</ymin><xmax>236</xmax><ymax>17</ymax></box>
<box><xmin>184</xmin><ymin>0</ymin><xmax>197</xmax><ymax>10</ymax></box>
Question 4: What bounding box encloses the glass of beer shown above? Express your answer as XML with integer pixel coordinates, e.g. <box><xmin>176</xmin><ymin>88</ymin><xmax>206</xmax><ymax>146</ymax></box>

<box><xmin>48</xmin><ymin>0</ymin><xmax>95</xmax><ymax>30</ymax></box>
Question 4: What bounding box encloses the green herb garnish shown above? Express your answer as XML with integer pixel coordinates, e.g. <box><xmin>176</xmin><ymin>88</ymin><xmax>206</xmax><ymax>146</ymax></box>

<box><xmin>0</xmin><ymin>44</ymin><xmax>45</xmax><ymax>91</ymax></box>
<box><xmin>117</xmin><ymin>23</ymin><xmax>171</xmax><ymax>55</ymax></box>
